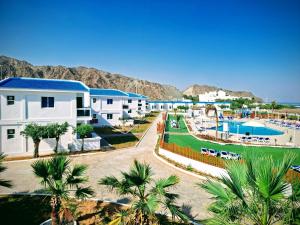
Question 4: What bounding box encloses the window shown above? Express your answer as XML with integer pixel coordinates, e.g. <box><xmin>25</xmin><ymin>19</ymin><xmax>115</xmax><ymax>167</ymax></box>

<box><xmin>107</xmin><ymin>99</ymin><xmax>113</xmax><ymax>104</ymax></box>
<box><xmin>107</xmin><ymin>114</ymin><xmax>113</xmax><ymax>120</ymax></box>
<box><xmin>93</xmin><ymin>114</ymin><xmax>97</xmax><ymax>119</ymax></box>
<box><xmin>161</xmin><ymin>105</ymin><xmax>163</xmax><ymax>109</ymax></box>
<box><xmin>138</xmin><ymin>99</ymin><xmax>142</xmax><ymax>103</ymax></box>
<box><xmin>128</xmin><ymin>109</ymin><xmax>132</xmax><ymax>113</ymax></box>
<box><xmin>93</xmin><ymin>98</ymin><xmax>96</xmax><ymax>103</ymax></box>
<box><xmin>128</xmin><ymin>99</ymin><xmax>132</xmax><ymax>103</ymax></box>
<box><xmin>138</xmin><ymin>103</ymin><xmax>142</xmax><ymax>107</ymax></box>
<box><xmin>41</xmin><ymin>97</ymin><xmax>54</xmax><ymax>108</ymax></box>
<box><xmin>7</xmin><ymin>96</ymin><xmax>15</xmax><ymax>105</ymax></box>
<box><xmin>7</xmin><ymin>129</ymin><xmax>15</xmax><ymax>139</ymax></box>
<box><xmin>138</xmin><ymin>107</ymin><xmax>141</xmax><ymax>110</ymax></box>
<box><xmin>76</xmin><ymin>97</ymin><xmax>83</xmax><ymax>108</ymax></box>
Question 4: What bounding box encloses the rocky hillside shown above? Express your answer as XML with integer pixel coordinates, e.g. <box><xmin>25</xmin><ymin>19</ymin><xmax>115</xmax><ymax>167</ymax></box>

<box><xmin>183</xmin><ymin>84</ymin><xmax>262</xmax><ymax>102</ymax></box>
<box><xmin>0</xmin><ymin>56</ymin><xmax>182</xmax><ymax>100</ymax></box>
<box><xmin>0</xmin><ymin>55</ymin><xmax>261</xmax><ymax>101</ymax></box>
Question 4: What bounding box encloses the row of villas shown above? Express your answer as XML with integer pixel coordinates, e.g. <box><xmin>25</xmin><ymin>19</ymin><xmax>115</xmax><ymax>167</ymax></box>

<box><xmin>147</xmin><ymin>100</ymin><xmax>231</xmax><ymax>111</ymax></box>
<box><xmin>0</xmin><ymin>77</ymin><xmax>147</xmax><ymax>155</ymax></box>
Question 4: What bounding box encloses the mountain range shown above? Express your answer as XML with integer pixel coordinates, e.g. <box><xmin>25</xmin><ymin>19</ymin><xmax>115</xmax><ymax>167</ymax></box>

<box><xmin>0</xmin><ymin>55</ymin><xmax>261</xmax><ymax>101</ymax></box>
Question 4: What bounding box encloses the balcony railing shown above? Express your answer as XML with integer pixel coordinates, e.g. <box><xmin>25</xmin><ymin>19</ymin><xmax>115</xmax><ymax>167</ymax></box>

<box><xmin>77</xmin><ymin>108</ymin><xmax>91</xmax><ymax>117</ymax></box>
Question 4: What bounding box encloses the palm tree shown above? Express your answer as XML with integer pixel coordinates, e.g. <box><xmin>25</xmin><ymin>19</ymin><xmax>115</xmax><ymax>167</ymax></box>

<box><xmin>32</xmin><ymin>154</ymin><xmax>94</xmax><ymax>225</ymax></box>
<box><xmin>199</xmin><ymin>153</ymin><xmax>298</xmax><ymax>225</ymax></box>
<box><xmin>271</xmin><ymin>101</ymin><xmax>277</xmax><ymax>112</ymax></box>
<box><xmin>205</xmin><ymin>104</ymin><xmax>219</xmax><ymax>140</ymax></box>
<box><xmin>47</xmin><ymin>122</ymin><xmax>69</xmax><ymax>153</ymax></box>
<box><xmin>21</xmin><ymin>123</ymin><xmax>47</xmax><ymax>158</ymax></box>
<box><xmin>0</xmin><ymin>153</ymin><xmax>12</xmax><ymax>188</ymax></box>
<box><xmin>99</xmin><ymin>160</ymin><xmax>189</xmax><ymax>225</ymax></box>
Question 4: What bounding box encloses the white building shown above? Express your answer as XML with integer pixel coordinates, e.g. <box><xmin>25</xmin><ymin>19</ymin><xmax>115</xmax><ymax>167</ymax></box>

<box><xmin>199</xmin><ymin>90</ymin><xmax>251</xmax><ymax>102</ymax></box>
<box><xmin>148</xmin><ymin>100</ymin><xmax>230</xmax><ymax>112</ymax></box>
<box><xmin>126</xmin><ymin>92</ymin><xmax>147</xmax><ymax>118</ymax></box>
<box><xmin>90</xmin><ymin>89</ymin><xmax>148</xmax><ymax>127</ymax></box>
<box><xmin>90</xmin><ymin>88</ymin><xmax>129</xmax><ymax>127</ymax></box>
<box><xmin>0</xmin><ymin>77</ymin><xmax>91</xmax><ymax>155</ymax></box>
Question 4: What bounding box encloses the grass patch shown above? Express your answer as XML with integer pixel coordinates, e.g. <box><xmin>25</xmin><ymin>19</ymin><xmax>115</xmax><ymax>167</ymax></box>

<box><xmin>165</xmin><ymin>134</ymin><xmax>300</xmax><ymax>164</ymax></box>
<box><xmin>165</xmin><ymin>115</ymin><xmax>188</xmax><ymax>133</ymax></box>
<box><xmin>104</xmin><ymin>135</ymin><xmax>141</xmax><ymax>149</ymax></box>
<box><xmin>130</xmin><ymin>112</ymin><xmax>159</xmax><ymax>133</ymax></box>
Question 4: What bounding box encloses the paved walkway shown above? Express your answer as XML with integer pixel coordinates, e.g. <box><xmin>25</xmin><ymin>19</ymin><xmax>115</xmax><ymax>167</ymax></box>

<box><xmin>0</xmin><ymin>114</ymin><xmax>212</xmax><ymax>220</ymax></box>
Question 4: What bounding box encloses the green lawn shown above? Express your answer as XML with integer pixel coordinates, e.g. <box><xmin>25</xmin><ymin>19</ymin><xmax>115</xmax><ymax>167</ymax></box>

<box><xmin>165</xmin><ymin>134</ymin><xmax>300</xmax><ymax>164</ymax></box>
<box><xmin>165</xmin><ymin>115</ymin><xmax>188</xmax><ymax>133</ymax></box>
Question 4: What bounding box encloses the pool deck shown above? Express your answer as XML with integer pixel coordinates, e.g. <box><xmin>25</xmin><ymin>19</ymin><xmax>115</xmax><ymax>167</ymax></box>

<box><xmin>187</xmin><ymin>117</ymin><xmax>300</xmax><ymax>147</ymax></box>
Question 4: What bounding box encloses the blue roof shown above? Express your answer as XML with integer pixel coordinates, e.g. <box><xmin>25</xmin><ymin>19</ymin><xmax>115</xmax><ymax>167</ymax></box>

<box><xmin>90</xmin><ymin>88</ymin><xmax>129</xmax><ymax>97</ymax></box>
<box><xmin>0</xmin><ymin>77</ymin><xmax>89</xmax><ymax>92</ymax></box>
<box><xmin>127</xmin><ymin>92</ymin><xmax>147</xmax><ymax>99</ymax></box>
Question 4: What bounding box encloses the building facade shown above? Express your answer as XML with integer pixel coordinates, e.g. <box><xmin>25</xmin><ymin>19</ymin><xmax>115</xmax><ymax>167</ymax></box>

<box><xmin>0</xmin><ymin>77</ymin><xmax>91</xmax><ymax>155</ymax></box>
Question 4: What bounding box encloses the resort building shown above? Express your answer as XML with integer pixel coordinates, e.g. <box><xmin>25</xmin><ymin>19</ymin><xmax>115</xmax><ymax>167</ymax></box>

<box><xmin>0</xmin><ymin>77</ymin><xmax>91</xmax><ymax>155</ymax></box>
<box><xmin>126</xmin><ymin>92</ymin><xmax>147</xmax><ymax>118</ymax></box>
<box><xmin>148</xmin><ymin>100</ymin><xmax>230</xmax><ymax>112</ymax></box>
<box><xmin>199</xmin><ymin>90</ymin><xmax>251</xmax><ymax>102</ymax></box>
<box><xmin>90</xmin><ymin>89</ymin><xmax>148</xmax><ymax>127</ymax></box>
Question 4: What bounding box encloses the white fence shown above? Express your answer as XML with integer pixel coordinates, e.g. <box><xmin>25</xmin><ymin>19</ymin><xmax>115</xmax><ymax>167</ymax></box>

<box><xmin>68</xmin><ymin>137</ymin><xmax>101</xmax><ymax>151</ymax></box>
<box><xmin>159</xmin><ymin>147</ymin><xmax>228</xmax><ymax>178</ymax></box>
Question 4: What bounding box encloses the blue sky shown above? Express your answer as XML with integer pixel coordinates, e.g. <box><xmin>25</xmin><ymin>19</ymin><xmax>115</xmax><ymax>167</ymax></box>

<box><xmin>0</xmin><ymin>0</ymin><xmax>299</xmax><ymax>102</ymax></box>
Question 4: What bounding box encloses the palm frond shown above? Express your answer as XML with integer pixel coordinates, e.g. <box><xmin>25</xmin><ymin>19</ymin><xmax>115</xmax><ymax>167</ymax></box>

<box><xmin>31</xmin><ymin>159</ymin><xmax>50</xmax><ymax>185</ymax></box>
<box><xmin>0</xmin><ymin>179</ymin><xmax>12</xmax><ymax>188</ymax></box>
<box><xmin>70</xmin><ymin>164</ymin><xmax>88</xmax><ymax>177</ymax></box>
<box><xmin>75</xmin><ymin>186</ymin><xmax>94</xmax><ymax>199</ymax></box>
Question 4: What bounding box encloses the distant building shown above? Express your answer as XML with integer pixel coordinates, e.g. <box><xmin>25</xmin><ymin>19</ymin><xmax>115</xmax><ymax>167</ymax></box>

<box><xmin>198</xmin><ymin>90</ymin><xmax>251</xmax><ymax>102</ymax></box>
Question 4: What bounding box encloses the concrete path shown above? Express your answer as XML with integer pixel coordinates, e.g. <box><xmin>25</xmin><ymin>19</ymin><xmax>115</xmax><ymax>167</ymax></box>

<box><xmin>0</xmin><ymin>114</ymin><xmax>212</xmax><ymax>220</ymax></box>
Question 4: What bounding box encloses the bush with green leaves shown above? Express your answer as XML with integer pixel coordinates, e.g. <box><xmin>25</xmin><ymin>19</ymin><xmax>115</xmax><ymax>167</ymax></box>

<box><xmin>73</xmin><ymin>124</ymin><xmax>93</xmax><ymax>151</ymax></box>
<box><xmin>200</xmin><ymin>153</ymin><xmax>300</xmax><ymax>225</ymax></box>
<box><xmin>47</xmin><ymin>122</ymin><xmax>69</xmax><ymax>153</ymax></box>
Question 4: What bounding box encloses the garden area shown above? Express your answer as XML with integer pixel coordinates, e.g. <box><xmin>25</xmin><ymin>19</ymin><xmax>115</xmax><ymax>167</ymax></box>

<box><xmin>164</xmin><ymin>134</ymin><xmax>300</xmax><ymax>164</ymax></box>
<box><xmin>165</xmin><ymin>114</ymin><xmax>188</xmax><ymax>133</ymax></box>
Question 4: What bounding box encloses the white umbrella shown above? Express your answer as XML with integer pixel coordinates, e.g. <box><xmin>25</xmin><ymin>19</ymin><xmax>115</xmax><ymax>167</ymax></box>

<box><xmin>242</xmin><ymin>121</ymin><xmax>265</xmax><ymax>127</ymax></box>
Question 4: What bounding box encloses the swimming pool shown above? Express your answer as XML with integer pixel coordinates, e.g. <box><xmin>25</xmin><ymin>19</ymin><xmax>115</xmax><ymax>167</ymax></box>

<box><xmin>215</xmin><ymin>121</ymin><xmax>284</xmax><ymax>136</ymax></box>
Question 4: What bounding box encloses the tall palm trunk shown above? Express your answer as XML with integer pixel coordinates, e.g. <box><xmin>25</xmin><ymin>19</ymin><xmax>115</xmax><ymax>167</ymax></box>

<box><xmin>50</xmin><ymin>196</ymin><xmax>61</xmax><ymax>225</ymax></box>
<box><xmin>34</xmin><ymin>140</ymin><xmax>41</xmax><ymax>158</ymax></box>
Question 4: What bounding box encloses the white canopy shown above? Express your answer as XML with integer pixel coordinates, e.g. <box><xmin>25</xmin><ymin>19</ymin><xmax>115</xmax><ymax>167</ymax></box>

<box><xmin>242</xmin><ymin>121</ymin><xmax>265</xmax><ymax>127</ymax></box>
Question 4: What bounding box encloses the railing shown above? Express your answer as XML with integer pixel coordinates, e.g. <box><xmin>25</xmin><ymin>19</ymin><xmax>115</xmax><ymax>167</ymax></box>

<box><xmin>77</xmin><ymin>108</ymin><xmax>91</xmax><ymax>117</ymax></box>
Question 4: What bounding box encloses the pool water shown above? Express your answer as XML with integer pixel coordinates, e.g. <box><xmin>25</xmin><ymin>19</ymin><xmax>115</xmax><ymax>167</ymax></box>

<box><xmin>215</xmin><ymin>121</ymin><xmax>284</xmax><ymax>136</ymax></box>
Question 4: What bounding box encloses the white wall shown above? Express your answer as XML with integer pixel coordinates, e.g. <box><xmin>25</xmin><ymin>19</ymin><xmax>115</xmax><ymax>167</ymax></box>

<box><xmin>159</xmin><ymin>147</ymin><xmax>228</xmax><ymax>178</ymax></box>
<box><xmin>0</xmin><ymin>89</ymin><xmax>88</xmax><ymax>155</ymax></box>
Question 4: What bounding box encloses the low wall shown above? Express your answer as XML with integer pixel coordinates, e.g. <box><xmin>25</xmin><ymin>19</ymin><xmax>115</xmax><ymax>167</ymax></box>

<box><xmin>159</xmin><ymin>147</ymin><xmax>227</xmax><ymax>178</ymax></box>
<box><xmin>69</xmin><ymin>137</ymin><xmax>101</xmax><ymax>151</ymax></box>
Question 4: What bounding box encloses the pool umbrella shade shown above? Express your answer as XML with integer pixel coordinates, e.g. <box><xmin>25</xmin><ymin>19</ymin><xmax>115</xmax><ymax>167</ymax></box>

<box><xmin>242</xmin><ymin>121</ymin><xmax>265</xmax><ymax>127</ymax></box>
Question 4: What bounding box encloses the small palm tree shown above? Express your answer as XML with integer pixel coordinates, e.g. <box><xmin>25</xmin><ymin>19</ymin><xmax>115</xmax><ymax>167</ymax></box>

<box><xmin>32</xmin><ymin>154</ymin><xmax>94</xmax><ymax>225</ymax></box>
<box><xmin>21</xmin><ymin>123</ymin><xmax>47</xmax><ymax>158</ymax></box>
<box><xmin>73</xmin><ymin>124</ymin><xmax>93</xmax><ymax>151</ymax></box>
<box><xmin>205</xmin><ymin>104</ymin><xmax>219</xmax><ymax>140</ymax></box>
<box><xmin>271</xmin><ymin>100</ymin><xmax>277</xmax><ymax>112</ymax></box>
<box><xmin>47</xmin><ymin>122</ymin><xmax>69</xmax><ymax>153</ymax></box>
<box><xmin>99</xmin><ymin>160</ymin><xmax>189</xmax><ymax>225</ymax></box>
<box><xmin>199</xmin><ymin>153</ymin><xmax>298</xmax><ymax>225</ymax></box>
<box><xmin>0</xmin><ymin>153</ymin><xmax>12</xmax><ymax>188</ymax></box>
